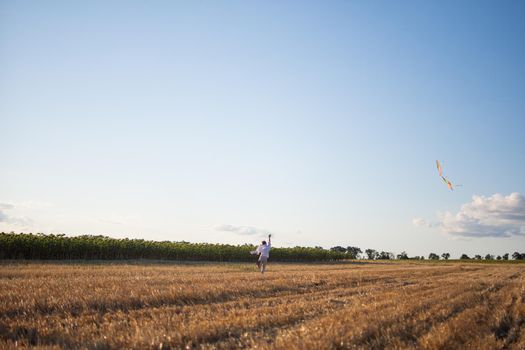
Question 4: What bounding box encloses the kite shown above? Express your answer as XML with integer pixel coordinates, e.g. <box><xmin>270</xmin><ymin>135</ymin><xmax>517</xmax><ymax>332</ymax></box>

<box><xmin>436</xmin><ymin>160</ymin><xmax>443</xmax><ymax>177</ymax></box>
<box><xmin>436</xmin><ymin>160</ymin><xmax>461</xmax><ymax>191</ymax></box>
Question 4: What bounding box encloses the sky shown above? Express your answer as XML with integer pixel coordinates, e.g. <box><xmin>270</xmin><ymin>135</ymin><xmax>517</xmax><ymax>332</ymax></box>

<box><xmin>1</xmin><ymin>1</ymin><xmax>524</xmax><ymax>258</ymax></box>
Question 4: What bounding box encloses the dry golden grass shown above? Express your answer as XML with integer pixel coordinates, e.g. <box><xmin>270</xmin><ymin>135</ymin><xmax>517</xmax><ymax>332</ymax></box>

<box><xmin>0</xmin><ymin>261</ymin><xmax>523</xmax><ymax>349</ymax></box>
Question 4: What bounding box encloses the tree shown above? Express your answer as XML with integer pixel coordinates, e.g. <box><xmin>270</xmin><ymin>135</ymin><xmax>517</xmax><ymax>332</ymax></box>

<box><xmin>485</xmin><ymin>254</ymin><xmax>494</xmax><ymax>260</ymax></box>
<box><xmin>460</xmin><ymin>254</ymin><xmax>470</xmax><ymax>260</ymax></box>
<box><xmin>397</xmin><ymin>251</ymin><xmax>409</xmax><ymax>260</ymax></box>
<box><xmin>377</xmin><ymin>251</ymin><xmax>394</xmax><ymax>260</ymax></box>
<box><xmin>330</xmin><ymin>246</ymin><xmax>347</xmax><ymax>254</ymax></box>
<box><xmin>512</xmin><ymin>252</ymin><xmax>524</xmax><ymax>260</ymax></box>
<box><xmin>474</xmin><ymin>255</ymin><xmax>482</xmax><ymax>260</ymax></box>
<box><xmin>441</xmin><ymin>253</ymin><xmax>450</xmax><ymax>260</ymax></box>
<box><xmin>496</xmin><ymin>255</ymin><xmax>501</xmax><ymax>260</ymax></box>
<box><xmin>346</xmin><ymin>246</ymin><xmax>362</xmax><ymax>259</ymax></box>
<box><xmin>428</xmin><ymin>253</ymin><xmax>439</xmax><ymax>260</ymax></box>
<box><xmin>365</xmin><ymin>249</ymin><xmax>377</xmax><ymax>260</ymax></box>
<box><xmin>502</xmin><ymin>253</ymin><xmax>509</xmax><ymax>260</ymax></box>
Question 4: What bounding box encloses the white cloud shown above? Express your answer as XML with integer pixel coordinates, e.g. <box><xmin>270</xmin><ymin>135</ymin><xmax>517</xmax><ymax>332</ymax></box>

<box><xmin>0</xmin><ymin>203</ymin><xmax>33</xmax><ymax>229</ymax></box>
<box><xmin>215</xmin><ymin>224</ymin><xmax>271</xmax><ymax>237</ymax></box>
<box><xmin>412</xmin><ymin>218</ymin><xmax>433</xmax><ymax>228</ymax></box>
<box><xmin>440</xmin><ymin>192</ymin><xmax>525</xmax><ymax>238</ymax></box>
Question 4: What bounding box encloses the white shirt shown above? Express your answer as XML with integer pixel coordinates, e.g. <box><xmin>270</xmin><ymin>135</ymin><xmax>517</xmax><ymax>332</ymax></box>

<box><xmin>255</xmin><ymin>242</ymin><xmax>271</xmax><ymax>258</ymax></box>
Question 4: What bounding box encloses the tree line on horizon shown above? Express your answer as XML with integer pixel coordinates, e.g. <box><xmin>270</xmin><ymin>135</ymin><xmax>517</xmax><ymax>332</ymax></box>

<box><xmin>0</xmin><ymin>232</ymin><xmax>346</xmax><ymax>262</ymax></box>
<box><xmin>1</xmin><ymin>233</ymin><xmax>523</xmax><ymax>262</ymax></box>
<box><xmin>328</xmin><ymin>246</ymin><xmax>525</xmax><ymax>261</ymax></box>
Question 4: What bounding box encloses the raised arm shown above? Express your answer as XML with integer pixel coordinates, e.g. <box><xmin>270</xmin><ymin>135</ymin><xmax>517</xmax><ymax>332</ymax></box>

<box><xmin>268</xmin><ymin>234</ymin><xmax>271</xmax><ymax>246</ymax></box>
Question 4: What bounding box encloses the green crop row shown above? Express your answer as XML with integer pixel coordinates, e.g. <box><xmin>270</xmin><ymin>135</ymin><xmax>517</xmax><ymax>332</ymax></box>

<box><xmin>0</xmin><ymin>233</ymin><xmax>346</xmax><ymax>262</ymax></box>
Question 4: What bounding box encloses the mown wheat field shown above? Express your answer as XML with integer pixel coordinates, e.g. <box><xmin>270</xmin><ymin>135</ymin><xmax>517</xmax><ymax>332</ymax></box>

<box><xmin>0</xmin><ymin>261</ymin><xmax>524</xmax><ymax>349</ymax></box>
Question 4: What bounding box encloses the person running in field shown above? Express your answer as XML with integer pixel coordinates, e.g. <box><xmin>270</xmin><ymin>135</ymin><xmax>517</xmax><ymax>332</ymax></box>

<box><xmin>253</xmin><ymin>234</ymin><xmax>271</xmax><ymax>273</ymax></box>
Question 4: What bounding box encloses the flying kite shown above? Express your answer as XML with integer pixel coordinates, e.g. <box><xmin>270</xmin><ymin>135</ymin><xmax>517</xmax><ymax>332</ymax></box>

<box><xmin>436</xmin><ymin>160</ymin><xmax>461</xmax><ymax>191</ymax></box>
<box><xmin>436</xmin><ymin>160</ymin><xmax>443</xmax><ymax>177</ymax></box>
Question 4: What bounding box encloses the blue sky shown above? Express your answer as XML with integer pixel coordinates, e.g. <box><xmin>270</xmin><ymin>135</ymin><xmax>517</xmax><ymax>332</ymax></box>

<box><xmin>1</xmin><ymin>1</ymin><xmax>524</xmax><ymax>258</ymax></box>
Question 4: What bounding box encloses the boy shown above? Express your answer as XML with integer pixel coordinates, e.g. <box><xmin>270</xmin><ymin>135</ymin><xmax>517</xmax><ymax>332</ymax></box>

<box><xmin>253</xmin><ymin>234</ymin><xmax>271</xmax><ymax>273</ymax></box>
